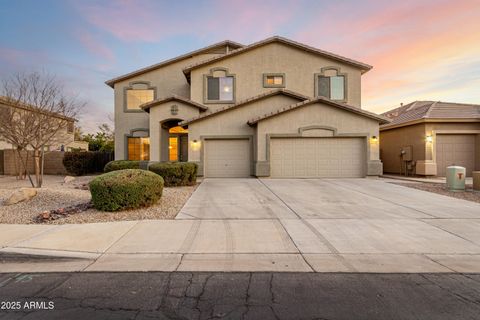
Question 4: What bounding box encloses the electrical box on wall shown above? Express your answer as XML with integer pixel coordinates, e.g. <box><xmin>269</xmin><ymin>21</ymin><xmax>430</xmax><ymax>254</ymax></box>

<box><xmin>401</xmin><ymin>146</ymin><xmax>413</xmax><ymax>161</ymax></box>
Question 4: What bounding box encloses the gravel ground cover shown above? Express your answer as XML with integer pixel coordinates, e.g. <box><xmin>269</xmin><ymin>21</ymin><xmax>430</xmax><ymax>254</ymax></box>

<box><xmin>0</xmin><ymin>175</ymin><xmax>197</xmax><ymax>224</ymax></box>
<box><xmin>390</xmin><ymin>182</ymin><xmax>480</xmax><ymax>203</ymax></box>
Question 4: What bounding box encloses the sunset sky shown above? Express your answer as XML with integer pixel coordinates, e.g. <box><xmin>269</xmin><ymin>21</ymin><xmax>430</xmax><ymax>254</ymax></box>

<box><xmin>1</xmin><ymin>0</ymin><xmax>479</xmax><ymax>133</ymax></box>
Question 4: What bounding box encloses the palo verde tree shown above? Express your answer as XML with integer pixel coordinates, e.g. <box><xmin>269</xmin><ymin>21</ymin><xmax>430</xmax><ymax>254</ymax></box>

<box><xmin>0</xmin><ymin>72</ymin><xmax>84</xmax><ymax>187</ymax></box>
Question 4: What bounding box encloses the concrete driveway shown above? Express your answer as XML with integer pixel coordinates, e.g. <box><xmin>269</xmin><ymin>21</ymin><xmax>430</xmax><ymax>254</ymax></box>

<box><xmin>174</xmin><ymin>178</ymin><xmax>480</xmax><ymax>272</ymax></box>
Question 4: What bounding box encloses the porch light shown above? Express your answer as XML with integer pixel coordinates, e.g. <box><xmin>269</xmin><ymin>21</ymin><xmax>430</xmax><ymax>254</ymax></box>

<box><xmin>426</xmin><ymin>135</ymin><xmax>433</xmax><ymax>143</ymax></box>
<box><xmin>371</xmin><ymin>135</ymin><xmax>378</xmax><ymax>142</ymax></box>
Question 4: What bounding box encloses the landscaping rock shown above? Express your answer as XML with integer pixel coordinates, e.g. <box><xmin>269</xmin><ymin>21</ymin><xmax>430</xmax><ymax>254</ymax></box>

<box><xmin>64</xmin><ymin>176</ymin><xmax>76</xmax><ymax>184</ymax></box>
<box><xmin>35</xmin><ymin>202</ymin><xmax>94</xmax><ymax>222</ymax></box>
<box><xmin>4</xmin><ymin>188</ymin><xmax>38</xmax><ymax>206</ymax></box>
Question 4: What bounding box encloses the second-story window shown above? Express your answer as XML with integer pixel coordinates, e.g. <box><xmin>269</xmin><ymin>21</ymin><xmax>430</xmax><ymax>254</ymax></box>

<box><xmin>207</xmin><ymin>76</ymin><xmax>234</xmax><ymax>102</ymax></box>
<box><xmin>263</xmin><ymin>73</ymin><xmax>285</xmax><ymax>88</ymax></box>
<box><xmin>317</xmin><ymin>74</ymin><xmax>345</xmax><ymax>101</ymax></box>
<box><xmin>125</xmin><ymin>82</ymin><xmax>155</xmax><ymax>110</ymax></box>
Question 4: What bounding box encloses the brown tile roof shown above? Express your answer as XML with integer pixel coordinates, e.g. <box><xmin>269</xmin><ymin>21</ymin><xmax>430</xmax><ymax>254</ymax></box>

<box><xmin>247</xmin><ymin>97</ymin><xmax>390</xmax><ymax>125</ymax></box>
<box><xmin>140</xmin><ymin>95</ymin><xmax>208</xmax><ymax>113</ymax></box>
<box><xmin>183</xmin><ymin>36</ymin><xmax>373</xmax><ymax>77</ymax></box>
<box><xmin>105</xmin><ymin>40</ymin><xmax>244</xmax><ymax>88</ymax></box>
<box><xmin>179</xmin><ymin>89</ymin><xmax>309</xmax><ymax>125</ymax></box>
<box><xmin>381</xmin><ymin>101</ymin><xmax>480</xmax><ymax>129</ymax></box>
<box><xmin>0</xmin><ymin>96</ymin><xmax>76</xmax><ymax>122</ymax></box>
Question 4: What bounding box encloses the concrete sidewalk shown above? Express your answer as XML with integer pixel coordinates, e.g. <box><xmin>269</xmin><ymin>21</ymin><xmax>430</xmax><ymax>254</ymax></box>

<box><xmin>1</xmin><ymin>178</ymin><xmax>480</xmax><ymax>273</ymax></box>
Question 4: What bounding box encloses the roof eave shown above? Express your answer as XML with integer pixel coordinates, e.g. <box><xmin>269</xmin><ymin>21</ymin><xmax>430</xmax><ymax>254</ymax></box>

<box><xmin>105</xmin><ymin>40</ymin><xmax>244</xmax><ymax>88</ymax></box>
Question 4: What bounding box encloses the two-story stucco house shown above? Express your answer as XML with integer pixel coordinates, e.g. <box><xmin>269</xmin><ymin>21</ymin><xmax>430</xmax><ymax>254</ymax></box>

<box><xmin>106</xmin><ymin>36</ymin><xmax>389</xmax><ymax>178</ymax></box>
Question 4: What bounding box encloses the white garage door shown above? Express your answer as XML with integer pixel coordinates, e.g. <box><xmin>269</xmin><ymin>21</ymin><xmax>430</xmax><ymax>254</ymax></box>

<box><xmin>436</xmin><ymin>134</ymin><xmax>476</xmax><ymax>177</ymax></box>
<box><xmin>204</xmin><ymin>139</ymin><xmax>251</xmax><ymax>177</ymax></box>
<box><xmin>270</xmin><ymin>137</ymin><xmax>366</xmax><ymax>178</ymax></box>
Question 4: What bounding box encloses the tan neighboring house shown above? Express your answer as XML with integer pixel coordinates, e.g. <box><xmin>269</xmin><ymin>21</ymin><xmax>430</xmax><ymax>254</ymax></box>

<box><xmin>107</xmin><ymin>36</ymin><xmax>389</xmax><ymax>178</ymax></box>
<box><xmin>380</xmin><ymin>101</ymin><xmax>480</xmax><ymax>177</ymax></box>
<box><xmin>0</xmin><ymin>96</ymin><xmax>88</xmax><ymax>153</ymax></box>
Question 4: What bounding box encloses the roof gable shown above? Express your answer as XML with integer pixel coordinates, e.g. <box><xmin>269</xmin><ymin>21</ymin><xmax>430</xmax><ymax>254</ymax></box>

<box><xmin>105</xmin><ymin>40</ymin><xmax>244</xmax><ymax>88</ymax></box>
<box><xmin>179</xmin><ymin>89</ymin><xmax>308</xmax><ymax>125</ymax></box>
<box><xmin>381</xmin><ymin>100</ymin><xmax>480</xmax><ymax>129</ymax></box>
<box><xmin>140</xmin><ymin>95</ymin><xmax>208</xmax><ymax>113</ymax></box>
<box><xmin>183</xmin><ymin>36</ymin><xmax>372</xmax><ymax>78</ymax></box>
<box><xmin>248</xmin><ymin>97</ymin><xmax>389</xmax><ymax>125</ymax></box>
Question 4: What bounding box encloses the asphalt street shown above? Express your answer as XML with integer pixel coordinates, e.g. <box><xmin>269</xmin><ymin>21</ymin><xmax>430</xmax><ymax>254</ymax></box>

<box><xmin>0</xmin><ymin>272</ymin><xmax>479</xmax><ymax>319</ymax></box>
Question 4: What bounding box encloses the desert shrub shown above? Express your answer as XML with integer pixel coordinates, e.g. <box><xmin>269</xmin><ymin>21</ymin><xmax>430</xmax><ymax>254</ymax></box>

<box><xmin>89</xmin><ymin>169</ymin><xmax>164</xmax><ymax>211</ymax></box>
<box><xmin>104</xmin><ymin>160</ymin><xmax>141</xmax><ymax>173</ymax></box>
<box><xmin>148</xmin><ymin>162</ymin><xmax>197</xmax><ymax>187</ymax></box>
<box><xmin>63</xmin><ymin>151</ymin><xmax>114</xmax><ymax>176</ymax></box>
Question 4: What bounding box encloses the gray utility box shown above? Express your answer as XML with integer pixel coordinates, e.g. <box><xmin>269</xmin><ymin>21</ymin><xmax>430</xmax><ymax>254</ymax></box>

<box><xmin>446</xmin><ymin>166</ymin><xmax>466</xmax><ymax>191</ymax></box>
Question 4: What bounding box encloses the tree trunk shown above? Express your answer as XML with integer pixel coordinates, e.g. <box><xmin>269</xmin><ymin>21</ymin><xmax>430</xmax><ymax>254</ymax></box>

<box><xmin>16</xmin><ymin>149</ymin><xmax>34</xmax><ymax>187</ymax></box>
<box><xmin>33</xmin><ymin>149</ymin><xmax>41</xmax><ymax>188</ymax></box>
<box><xmin>40</xmin><ymin>148</ymin><xmax>45</xmax><ymax>187</ymax></box>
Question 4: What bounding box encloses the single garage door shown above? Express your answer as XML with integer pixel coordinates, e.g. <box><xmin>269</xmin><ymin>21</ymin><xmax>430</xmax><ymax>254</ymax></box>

<box><xmin>270</xmin><ymin>137</ymin><xmax>366</xmax><ymax>178</ymax></box>
<box><xmin>436</xmin><ymin>134</ymin><xmax>476</xmax><ymax>177</ymax></box>
<box><xmin>204</xmin><ymin>139</ymin><xmax>251</xmax><ymax>177</ymax></box>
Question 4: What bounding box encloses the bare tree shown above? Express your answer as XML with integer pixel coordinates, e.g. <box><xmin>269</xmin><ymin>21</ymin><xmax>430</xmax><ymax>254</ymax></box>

<box><xmin>0</xmin><ymin>72</ymin><xmax>84</xmax><ymax>187</ymax></box>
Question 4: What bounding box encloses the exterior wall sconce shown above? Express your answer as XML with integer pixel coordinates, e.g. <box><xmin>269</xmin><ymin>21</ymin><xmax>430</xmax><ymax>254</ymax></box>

<box><xmin>371</xmin><ymin>136</ymin><xmax>378</xmax><ymax>142</ymax></box>
<box><xmin>426</xmin><ymin>135</ymin><xmax>433</xmax><ymax>143</ymax></box>
<box><xmin>191</xmin><ymin>139</ymin><xmax>200</xmax><ymax>151</ymax></box>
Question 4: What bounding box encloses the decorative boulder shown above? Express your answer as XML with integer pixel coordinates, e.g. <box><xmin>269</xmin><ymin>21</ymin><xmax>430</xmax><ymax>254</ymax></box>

<box><xmin>64</xmin><ymin>176</ymin><xmax>76</xmax><ymax>184</ymax></box>
<box><xmin>4</xmin><ymin>188</ymin><xmax>38</xmax><ymax>205</ymax></box>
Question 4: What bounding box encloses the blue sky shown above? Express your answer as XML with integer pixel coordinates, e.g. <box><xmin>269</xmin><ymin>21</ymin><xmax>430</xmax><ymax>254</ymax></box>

<box><xmin>1</xmin><ymin>0</ymin><xmax>479</xmax><ymax>133</ymax></box>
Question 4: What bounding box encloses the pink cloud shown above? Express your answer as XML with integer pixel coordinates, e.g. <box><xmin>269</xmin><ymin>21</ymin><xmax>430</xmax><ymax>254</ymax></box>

<box><xmin>76</xmin><ymin>29</ymin><xmax>115</xmax><ymax>62</ymax></box>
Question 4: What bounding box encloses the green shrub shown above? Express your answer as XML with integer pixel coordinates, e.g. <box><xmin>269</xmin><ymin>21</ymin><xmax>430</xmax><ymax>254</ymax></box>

<box><xmin>148</xmin><ymin>162</ymin><xmax>197</xmax><ymax>187</ymax></box>
<box><xmin>104</xmin><ymin>160</ymin><xmax>141</xmax><ymax>173</ymax></box>
<box><xmin>63</xmin><ymin>151</ymin><xmax>114</xmax><ymax>176</ymax></box>
<box><xmin>89</xmin><ymin>169</ymin><xmax>163</xmax><ymax>211</ymax></box>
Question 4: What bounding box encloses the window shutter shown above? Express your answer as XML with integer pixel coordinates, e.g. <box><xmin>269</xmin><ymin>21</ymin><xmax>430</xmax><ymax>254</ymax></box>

<box><xmin>318</xmin><ymin>76</ymin><xmax>330</xmax><ymax>98</ymax></box>
<box><xmin>207</xmin><ymin>77</ymin><xmax>220</xmax><ymax>100</ymax></box>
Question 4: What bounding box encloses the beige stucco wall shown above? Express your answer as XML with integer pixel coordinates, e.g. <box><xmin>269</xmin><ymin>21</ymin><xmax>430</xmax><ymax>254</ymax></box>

<box><xmin>187</xmin><ymin>95</ymin><xmax>301</xmax><ymax>174</ymax></box>
<box><xmin>189</xmin><ymin>42</ymin><xmax>363</xmax><ymax>111</ymax></box>
<box><xmin>255</xmin><ymin>102</ymin><xmax>381</xmax><ymax>176</ymax></box>
<box><xmin>380</xmin><ymin>122</ymin><xmax>480</xmax><ymax>176</ymax></box>
<box><xmin>113</xmin><ymin>52</ymin><xmax>223</xmax><ymax>160</ymax></box>
<box><xmin>148</xmin><ymin>101</ymin><xmax>201</xmax><ymax>161</ymax></box>
<box><xmin>380</xmin><ymin>123</ymin><xmax>427</xmax><ymax>174</ymax></box>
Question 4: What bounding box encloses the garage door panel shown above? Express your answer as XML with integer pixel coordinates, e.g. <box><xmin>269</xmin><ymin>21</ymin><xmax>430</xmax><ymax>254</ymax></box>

<box><xmin>436</xmin><ymin>134</ymin><xmax>475</xmax><ymax>177</ymax></box>
<box><xmin>205</xmin><ymin>139</ymin><xmax>251</xmax><ymax>178</ymax></box>
<box><xmin>270</xmin><ymin>137</ymin><xmax>366</xmax><ymax>178</ymax></box>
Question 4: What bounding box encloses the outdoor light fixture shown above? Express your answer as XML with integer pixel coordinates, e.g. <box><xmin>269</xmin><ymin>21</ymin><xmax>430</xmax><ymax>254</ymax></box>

<box><xmin>371</xmin><ymin>135</ymin><xmax>378</xmax><ymax>142</ymax></box>
<box><xmin>426</xmin><ymin>135</ymin><xmax>433</xmax><ymax>143</ymax></box>
<box><xmin>193</xmin><ymin>139</ymin><xmax>198</xmax><ymax>144</ymax></box>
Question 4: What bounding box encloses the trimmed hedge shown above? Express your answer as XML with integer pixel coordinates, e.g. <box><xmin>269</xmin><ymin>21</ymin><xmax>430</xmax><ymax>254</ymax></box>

<box><xmin>63</xmin><ymin>151</ymin><xmax>114</xmax><ymax>176</ymax></box>
<box><xmin>148</xmin><ymin>162</ymin><xmax>197</xmax><ymax>187</ymax></box>
<box><xmin>104</xmin><ymin>160</ymin><xmax>141</xmax><ymax>173</ymax></box>
<box><xmin>89</xmin><ymin>169</ymin><xmax>164</xmax><ymax>211</ymax></box>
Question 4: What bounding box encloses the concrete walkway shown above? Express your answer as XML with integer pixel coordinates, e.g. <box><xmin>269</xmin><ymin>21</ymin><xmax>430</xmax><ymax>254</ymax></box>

<box><xmin>1</xmin><ymin>178</ymin><xmax>480</xmax><ymax>273</ymax></box>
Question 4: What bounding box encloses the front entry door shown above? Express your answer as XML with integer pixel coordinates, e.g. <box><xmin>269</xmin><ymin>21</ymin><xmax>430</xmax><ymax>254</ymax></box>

<box><xmin>179</xmin><ymin>135</ymin><xmax>188</xmax><ymax>162</ymax></box>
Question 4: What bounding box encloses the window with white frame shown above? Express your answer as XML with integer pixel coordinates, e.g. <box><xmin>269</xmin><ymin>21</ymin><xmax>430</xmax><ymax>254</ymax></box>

<box><xmin>125</xmin><ymin>82</ymin><xmax>155</xmax><ymax>110</ymax></box>
<box><xmin>317</xmin><ymin>73</ymin><xmax>346</xmax><ymax>101</ymax></box>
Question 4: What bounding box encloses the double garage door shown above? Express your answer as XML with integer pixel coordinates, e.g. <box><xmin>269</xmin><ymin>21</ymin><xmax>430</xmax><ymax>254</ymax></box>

<box><xmin>203</xmin><ymin>137</ymin><xmax>367</xmax><ymax>178</ymax></box>
<box><xmin>270</xmin><ymin>137</ymin><xmax>366</xmax><ymax>178</ymax></box>
<box><xmin>436</xmin><ymin>134</ymin><xmax>476</xmax><ymax>177</ymax></box>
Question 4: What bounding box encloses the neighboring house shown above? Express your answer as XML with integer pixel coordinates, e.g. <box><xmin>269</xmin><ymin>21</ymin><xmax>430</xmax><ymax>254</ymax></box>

<box><xmin>380</xmin><ymin>101</ymin><xmax>480</xmax><ymax>177</ymax></box>
<box><xmin>0</xmin><ymin>96</ymin><xmax>87</xmax><ymax>152</ymax></box>
<box><xmin>107</xmin><ymin>36</ymin><xmax>389</xmax><ymax>178</ymax></box>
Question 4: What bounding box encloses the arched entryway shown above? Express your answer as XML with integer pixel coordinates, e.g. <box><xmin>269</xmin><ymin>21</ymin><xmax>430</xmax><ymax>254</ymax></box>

<box><xmin>161</xmin><ymin>119</ymin><xmax>189</xmax><ymax>162</ymax></box>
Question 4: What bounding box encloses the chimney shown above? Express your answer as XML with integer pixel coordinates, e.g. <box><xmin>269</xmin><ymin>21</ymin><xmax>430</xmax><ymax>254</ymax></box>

<box><xmin>400</xmin><ymin>103</ymin><xmax>403</xmax><ymax>107</ymax></box>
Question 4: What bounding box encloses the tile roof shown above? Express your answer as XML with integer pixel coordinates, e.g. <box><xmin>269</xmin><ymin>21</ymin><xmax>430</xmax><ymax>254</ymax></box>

<box><xmin>182</xmin><ymin>36</ymin><xmax>373</xmax><ymax>77</ymax></box>
<box><xmin>179</xmin><ymin>89</ymin><xmax>308</xmax><ymax>125</ymax></box>
<box><xmin>381</xmin><ymin>101</ymin><xmax>480</xmax><ymax>128</ymax></box>
<box><xmin>247</xmin><ymin>97</ymin><xmax>390</xmax><ymax>125</ymax></box>
<box><xmin>140</xmin><ymin>95</ymin><xmax>208</xmax><ymax>113</ymax></box>
<box><xmin>105</xmin><ymin>40</ymin><xmax>244</xmax><ymax>87</ymax></box>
